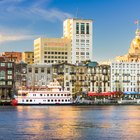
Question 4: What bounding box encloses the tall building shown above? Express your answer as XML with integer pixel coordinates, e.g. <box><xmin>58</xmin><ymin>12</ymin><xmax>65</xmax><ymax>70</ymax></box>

<box><xmin>34</xmin><ymin>38</ymin><xmax>71</xmax><ymax>64</ymax></box>
<box><xmin>63</xmin><ymin>18</ymin><xmax>93</xmax><ymax>64</ymax></box>
<box><xmin>116</xmin><ymin>28</ymin><xmax>140</xmax><ymax>62</ymax></box>
<box><xmin>22</xmin><ymin>52</ymin><xmax>34</xmax><ymax>64</ymax></box>
<box><xmin>1</xmin><ymin>52</ymin><xmax>22</xmax><ymax>63</ymax></box>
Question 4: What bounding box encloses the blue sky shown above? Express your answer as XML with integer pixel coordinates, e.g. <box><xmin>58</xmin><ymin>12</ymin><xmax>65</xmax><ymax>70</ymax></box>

<box><xmin>0</xmin><ymin>0</ymin><xmax>140</xmax><ymax>61</ymax></box>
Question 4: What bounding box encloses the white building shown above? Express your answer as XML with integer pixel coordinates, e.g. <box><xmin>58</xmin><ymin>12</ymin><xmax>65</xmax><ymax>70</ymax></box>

<box><xmin>63</xmin><ymin>18</ymin><xmax>93</xmax><ymax>64</ymax></box>
<box><xmin>111</xmin><ymin>62</ymin><xmax>140</xmax><ymax>92</ymax></box>
<box><xmin>27</xmin><ymin>64</ymin><xmax>53</xmax><ymax>88</ymax></box>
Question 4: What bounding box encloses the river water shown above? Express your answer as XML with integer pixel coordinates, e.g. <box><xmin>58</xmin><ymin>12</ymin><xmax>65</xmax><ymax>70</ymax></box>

<box><xmin>0</xmin><ymin>105</ymin><xmax>140</xmax><ymax>140</ymax></box>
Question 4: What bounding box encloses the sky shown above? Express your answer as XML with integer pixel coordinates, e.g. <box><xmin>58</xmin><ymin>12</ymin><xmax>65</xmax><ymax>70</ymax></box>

<box><xmin>0</xmin><ymin>0</ymin><xmax>140</xmax><ymax>62</ymax></box>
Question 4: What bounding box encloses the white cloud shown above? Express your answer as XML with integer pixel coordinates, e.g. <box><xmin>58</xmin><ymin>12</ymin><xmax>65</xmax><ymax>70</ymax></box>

<box><xmin>30</xmin><ymin>7</ymin><xmax>72</xmax><ymax>22</ymax></box>
<box><xmin>0</xmin><ymin>34</ymin><xmax>35</xmax><ymax>43</ymax></box>
<box><xmin>0</xmin><ymin>0</ymin><xmax>73</xmax><ymax>22</ymax></box>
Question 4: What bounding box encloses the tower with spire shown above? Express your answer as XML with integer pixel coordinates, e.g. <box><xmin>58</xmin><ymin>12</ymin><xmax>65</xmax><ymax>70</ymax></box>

<box><xmin>116</xmin><ymin>20</ymin><xmax>140</xmax><ymax>62</ymax></box>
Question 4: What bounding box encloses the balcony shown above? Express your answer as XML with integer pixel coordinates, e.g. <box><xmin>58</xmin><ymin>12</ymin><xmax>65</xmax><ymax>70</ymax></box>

<box><xmin>123</xmin><ymin>80</ymin><xmax>130</xmax><ymax>83</ymax></box>
<box><xmin>79</xmin><ymin>72</ymin><xmax>85</xmax><ymax>74</ymax></box>
<box><xmin>70</xmin><ymin>72</ymin><xmax>76</xmax><ymax>75</ymax></box>
<box><xmin>123</xmin><ymin>74</ymin><xmax>130</xmax><ymax>76</ymax></box>
<box><xmin>57</xmin><ymin>72</ymin><xmax>64</xmax><ymax>75</ymax></box>
<box><xmin>70</xmin><ymin>79</ymin><xmax>76</xmax><ymax>82</ymax></box>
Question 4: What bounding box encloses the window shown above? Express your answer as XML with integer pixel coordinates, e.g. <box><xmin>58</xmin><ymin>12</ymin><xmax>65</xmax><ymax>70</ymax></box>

<box><xmin>0</xmin><ymin>81</ymin><xmax>5</xmax><ymax>85</ymax></box>
<box><xmin>28</xmin><ymin>68</ymin><xmax>32</xmax><ymax>73</ymax></box>
<box><xmin>0</xmin><ymin>71</ymin><xmax>5</xmax><ymax>80</ymax></box>
<box><xmin>76</xmin><ymin>39</ymin><xmax>79</xmax><ymax>42</ymax></box>
<box><xmin>86</xmin><ymin>23</ymin><xmax>89</xmax><ymax>34</ymax></box>
<box><xmin>81</xmin><ymin>52</ymin><xmax>85</xmax><ymax>55</ymax></box>
<box><xmin>7</xmin><ymin>81</ymin><xmax>12</xmax><ymax>85</ymax></box>
<box><xmin>76</xmin><ymin>23</ymin><xmax>79</xmax><ymax>34</ymax></box>
<box><xmin>8</xmin><ymin>63</ymin><xmax>12</xmax><ymax>68</ymax></box>
<box><xmin>81</xmin><ymin>23</ymin><xmax>85</xmax><ymax>34</ymax></box>
<box><xmin>8</xmin><ymin>70</ymin><xmax>12</xmax><ymax>75</ymax></box>
<box><xmin>41</xmin><ymin>68</ymin><xmax>44</xmax><ymax>73</ymax></box>
<box><xmin>1</xmin><ymin>63</ymin><xmax>5</xmax><ymax>67</ymax></box>
<box><xmin>66</xmin><ymin>82</ymin><xmax>69</xmax><ymax>86</ymax></box>
<box><xmin>8</xmin><ymin>75</ymin><xmax>12</xmax><ymax>79</ymax></box>
<box><xmin>35</xmin><ymin>68</ymin><xmax>38</xmax><ymax>73</ymax></box>
<box><xmin>47</xmin><ymin>68</ymin><xmax>50</xmax><ymax>74</ymax></box>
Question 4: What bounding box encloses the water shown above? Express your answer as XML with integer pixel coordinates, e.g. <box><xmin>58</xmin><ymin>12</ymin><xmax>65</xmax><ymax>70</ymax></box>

<box><xmin>0</xmin><ymin>105</ymin><xmax>140</xmax><ymax>140</ymax></box>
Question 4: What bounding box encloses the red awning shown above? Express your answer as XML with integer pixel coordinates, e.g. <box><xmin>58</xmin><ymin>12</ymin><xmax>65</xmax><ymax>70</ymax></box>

<box><xmin>88</xmin><ymin>92</ymin><xmax>119</xmax><ymax>96</ymax></box>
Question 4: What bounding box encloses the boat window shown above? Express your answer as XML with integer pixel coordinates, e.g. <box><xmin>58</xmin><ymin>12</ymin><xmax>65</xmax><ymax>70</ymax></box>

<box><xmin>61</xmin><ymin>94</ymin><xmax>63</xmax><ymax>96</ymax></box>
<box><xmin>47</xmin><ymin>94</ymin><xmax>49</xmax><ymax>96</ymax></box>
<box><xmin>22</xmin><ymin>100</ymin><xmax>24</xmax><ymax>102</ymax></box>
<box><xmin>26</xmin><ymin>100</ymin><xmax>28</xmax><ymax>102</ymax></box>
<box><xmin>51</xmin><ymin>99</ymin><xmax>53</xmax><ymax>102</ymax></box>
<box><xmin>68</xmin><ymin>100</ymin><xmax>70</xmax><ymax>102</ymax></box>
<box><xmin>62</xmin><ymin>99</ymin><xmax>64</xmax><ymax>102</ymax></box>
<box><xmin>58</xmin><ymin>99</ymin><xmax>60</xmax><ymax>102</ymax></box>
<box><xmin>48</xmin><ymin>99</ymin><xmax>50</xmax><ymax>102</ymax></box>
<box><xmin>22</xmin><ymin>93</ymin><xmax>27</xmax><ymax>96</ymax></box>
<box><xmin>55</xmin><ymin>99</ymin><xmax>57</xmax><ymax>102</ymax></box>
<box><xmin>65</xmin><ymin>99</ymin><xmax>67</xmax><ymax>102</ymax></box>
<box><xmin>40</xmin><ymin>94</ymin><xmax>42</xmax><ymax>96</ymax></box>
<box><xmin>51</xmin><ymin>94</ymin><xmax>52</xmax><ymax>96</ymax></box>
<box><xmin>44</xmin><ymin>94</ymin><xmax>45</xmax><ymax>96</ymax></box>
<box><xmin>54</xmin><ymin>94</ymin><xmax>56</xmax><ymax>96</ymax></box>
<box><xmin>30</xmin><ymin>100</ymin><xmax>32</xmax><ymax>102</ymax></box>
<box><xmin>58</xmin><ymin>94</ymin><xmax>60</xmax><ymax>96</ymax></box>
<box><xmin>64</xmin><ymin>94</ymin><xmax>66</xmax><ymax>96</ymax></box>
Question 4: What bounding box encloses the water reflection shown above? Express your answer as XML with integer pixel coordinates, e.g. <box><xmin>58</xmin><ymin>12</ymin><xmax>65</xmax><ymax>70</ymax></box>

<box><xmin>0</xmin><ymin>106</ymin><xmax>140</xmax><ymax>140</ymax></box>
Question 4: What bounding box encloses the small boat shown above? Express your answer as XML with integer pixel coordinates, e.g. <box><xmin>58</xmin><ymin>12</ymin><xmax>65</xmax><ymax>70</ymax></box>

<box><xmin>11</xmin><ymin>80</ymin><xmax>73</xmax><ymax>105</ymax></box>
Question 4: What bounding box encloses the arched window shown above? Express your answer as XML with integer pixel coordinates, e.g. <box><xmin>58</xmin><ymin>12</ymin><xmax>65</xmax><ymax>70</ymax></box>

<box><xmin>0</xmin><ymin>71</ymin><xmax>5</xmax><ymax>80</ymax></box>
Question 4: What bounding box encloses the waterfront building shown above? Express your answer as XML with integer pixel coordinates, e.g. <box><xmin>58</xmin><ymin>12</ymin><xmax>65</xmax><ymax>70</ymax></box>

<box><xmin>52</xmin><ymin>62</ymin><xmax>101</xmax><ymax>94</ymax></box>
<box><xmin>34</xmin><ymin>38</ymin><xmax>71</xmax><ymax>64</ymax></box>
<box><xmin>75</xmin><ymin>63</ymin><xmax>89</xmax><ymax>93</ymax></box>
<box><xmin>1</xmin><ymin>52</ymin><xmax>22</xmax><ymax>63</ymax></box>
<box><xmin>27</xmin><ymin>64</ymin><xmax>53</xmax><ymax>88</ymax></box>
<box><xmin>111</xmin><ymin>62</ymin><xmax>140</xmax><ymax>92</ymax></box>
<box><xmin>116</xmin><ymin>27</ymin><xmax>140</xmax><ymax>62</ymax></box>
<box><xmin>88</xmin><ymin>64</ymin><xmax>110</xmax><ymax>92</ymax></box>
<box><xmin>0</xmin><ymin>57</ymin><xmax>14</xmax><ymax>99</ymax></box>
<box><xmin>52</xmin><ymin>62</ymin><xmax>76</xmax><ymax>93</ymax></box>
<box><xmin>63</xmin><ymin>18</ymin><xmax>93</xmax><ymax>64</ymax></box>
<box><xmin>14</xmin><ymin>63</ymin><xmax>27</xmax><ymax>90</ymax></box>
<box><xmin>22</xmin><ymin>52</ymin><xmax>34</xmax><ymax>64</ymax></box>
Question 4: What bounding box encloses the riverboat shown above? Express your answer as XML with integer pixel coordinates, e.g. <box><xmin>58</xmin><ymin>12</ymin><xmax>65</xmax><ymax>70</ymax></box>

<box><xmin>11</xmin><ymin>80</ymin><xmax>73</xmax><ymax>105</ymax></box>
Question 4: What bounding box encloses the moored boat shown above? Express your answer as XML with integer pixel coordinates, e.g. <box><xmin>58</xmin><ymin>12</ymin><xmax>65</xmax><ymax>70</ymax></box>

<box><xmin>11</xmin><ymin>80</ymin><xmax>73</xmax><ymax>105</ymax></box>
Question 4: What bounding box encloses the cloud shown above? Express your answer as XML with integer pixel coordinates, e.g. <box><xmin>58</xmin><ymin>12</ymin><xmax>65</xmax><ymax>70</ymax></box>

<box><xmin>0</xmin><ymin>0</ymin><xmax>73</xmax><ymax>22</ymax></box>
<box><xmin>0</xmin><ymin>0</ymin><xmax>73</xmax><ymax>43</ymax></box>
<box><xmin>0</xmin><ymin>34</ymin><xmax>36</xmax><ymax>43</ymax></box>
<box><xmin>30</xmin><ymin>7</ymin><xmax>72</xmax><ymax>22</ymax></box>
<box><xmin>0</xmin><ymin>25</ymin><xmax>40</xmax><ymax>43</ymax></box>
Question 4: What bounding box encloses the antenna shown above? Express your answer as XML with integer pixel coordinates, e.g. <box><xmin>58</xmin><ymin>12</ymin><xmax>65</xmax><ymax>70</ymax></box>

<box><xmin>75</xmin><ymin>8</ymin><xmax>78</xmax><ymax>18</ymax></box>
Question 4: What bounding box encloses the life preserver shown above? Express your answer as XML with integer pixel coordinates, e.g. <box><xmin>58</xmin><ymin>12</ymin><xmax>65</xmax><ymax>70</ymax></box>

<box><xmin>11</xmin><ymin>99</ymin><xmax>18</xmax><ymax>106</ymax></box>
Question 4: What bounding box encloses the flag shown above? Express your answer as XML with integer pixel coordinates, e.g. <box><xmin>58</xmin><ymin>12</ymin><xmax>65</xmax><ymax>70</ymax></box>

<box><xmin>135</xmin><ymin>20</ymin><xmax>139</xmax><ymax>25</ymax></box>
